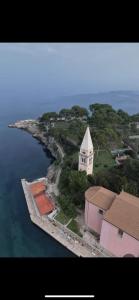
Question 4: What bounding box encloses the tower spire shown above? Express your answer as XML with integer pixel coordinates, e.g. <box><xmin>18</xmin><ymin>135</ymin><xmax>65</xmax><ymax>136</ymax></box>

<box><xmin>78</xmin><ymin>126</ymin><xmax>94</xmax><ymax>175</ymax></box>
<box><xmin>80</xmin><ymin>126</ymin><xmax>93</xmax><ymax>154</ymax></box>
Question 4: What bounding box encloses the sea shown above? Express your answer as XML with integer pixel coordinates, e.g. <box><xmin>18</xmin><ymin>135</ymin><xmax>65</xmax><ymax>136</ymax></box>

<box><xmin>0</xmin><ymin>96</ymin><xmax>75</xmax><ymax>257</ymax></box>
<box><xmin>0</xmin><ymin>90</ymin><xmax>139</xmax><ymax>256</ymax></box>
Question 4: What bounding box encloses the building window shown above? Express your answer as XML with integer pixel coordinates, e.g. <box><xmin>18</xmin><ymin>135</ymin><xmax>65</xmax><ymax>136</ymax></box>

<box><xmin>98</xmin><ymin>209</ymin><xmax>103</xmax><ymax>215</ymax></box>
<box><xmin>118</xmin><ymin>229</ymin><xmax>123</xmax><ymax>238</ymax></box>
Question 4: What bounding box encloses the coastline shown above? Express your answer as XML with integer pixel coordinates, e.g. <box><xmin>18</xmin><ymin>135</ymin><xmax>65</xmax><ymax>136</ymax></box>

<box><xmin>8</xmin><ymin>119</ymin><xmax>112</xmax><ymax>257</ymax></box>
<box><xmin>8</xmin><ymin>119</ymin><xmax>63</xmax><ymax>184</ymax></box>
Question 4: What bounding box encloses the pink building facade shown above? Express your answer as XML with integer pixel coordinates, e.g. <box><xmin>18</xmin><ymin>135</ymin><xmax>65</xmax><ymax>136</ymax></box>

<box><xmin>85</xmin><ymin>200</ymin><xmax>104</xmax><ymax>235</ymax></box>
<box><xmin>85</xmin><ymin>186</ymin><xmax>139</xmax><ymax>257</ymax></box>
<box><xmin>100</xmin><ymin>220</ymin><xmax>139</xmax><ymax>257</ymax></box>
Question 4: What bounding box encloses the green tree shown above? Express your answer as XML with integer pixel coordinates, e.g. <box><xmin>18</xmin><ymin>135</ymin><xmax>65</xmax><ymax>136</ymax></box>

<box><xmin>40</xmin><ymin>112</ymin><xmax>58</xmax><ymax>122</ymax></box>
<box><xmin>89</xmin><ymin>103</ymin><xmax>122</xmax><ymax>128</ymax></box>
<box><xmin>124</xmin><ymin>180</ymin><xmax>138</xmax><ymax>195</ymax></box>
<box><xmin>57</xmin><ymin>195</ymin><xmax>76</xmax><ymax>218</ymax></box>
<box><xmin>131</xmin><ymin>113</ymin><xmax>139</xmax><ymax>122</ymax></box>
<box><xmin>117</xmin><ymin>109</ymin><xmax>130</xmax><ymax>124</ymax></box>
<box><xmin>59</xmin><ymin>169</ymin><xmax>89</xmax><ymax>209</ymax></box>
<box><xmin>63</xmin><ymin>153</ymin><xmax>78</xmax><ymax>170</ymax></box>
<box><xmin>59</xmin><ymin>108</ymin><xmax>72</xmax><ymax>118</ymax></box>
<box><xmin>71</xmin><ymin>105</ymin><xmax>88</xmax><ymax>117</ymax></box>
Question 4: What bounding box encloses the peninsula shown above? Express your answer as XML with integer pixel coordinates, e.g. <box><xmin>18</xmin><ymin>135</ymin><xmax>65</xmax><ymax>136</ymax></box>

<box><xmin>9</xmin><ymin>103</ymin><xmax>139</xmax><ymax>257</ymax></box>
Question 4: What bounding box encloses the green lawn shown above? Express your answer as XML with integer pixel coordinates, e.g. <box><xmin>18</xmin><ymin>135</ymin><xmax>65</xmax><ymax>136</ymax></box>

<box><xmin>55</xmin><ymin>210</ymin><xmax>70</xmax><ymax>225</ymax></box>
<box><xmin>67</xmin><ymin>219</ymin><xmax>82</xmax><ymax>237</ymax></box>
<box><xmin>94</xmin><ymin>150</ymin><xmax>116</xmax><ymax>174</ymax></box>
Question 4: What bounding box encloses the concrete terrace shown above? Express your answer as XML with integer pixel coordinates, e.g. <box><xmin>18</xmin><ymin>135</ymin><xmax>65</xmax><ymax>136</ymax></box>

<box><xmin>21</xmin><ymin>178</ymin><xmax>94</xmax><ymax>256</ymax></box>
<box><xmin>21</xmin><ymin>178</ymin><xmax>111</xmax><ymax>257</ymax></box>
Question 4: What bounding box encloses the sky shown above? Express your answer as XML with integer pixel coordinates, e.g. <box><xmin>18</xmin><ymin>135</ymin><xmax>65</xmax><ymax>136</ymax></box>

<box><xmin>0</xmin><ymin>43</ymin><xmax>139</xmax><ymax>99</ymax></box>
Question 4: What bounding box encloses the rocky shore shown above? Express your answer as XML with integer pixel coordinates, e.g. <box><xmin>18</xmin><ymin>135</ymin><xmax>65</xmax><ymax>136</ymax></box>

<box><xmin>8</xmin><ymin>119</ymin><xmax>64</xmax><ymax>186</ymax></box>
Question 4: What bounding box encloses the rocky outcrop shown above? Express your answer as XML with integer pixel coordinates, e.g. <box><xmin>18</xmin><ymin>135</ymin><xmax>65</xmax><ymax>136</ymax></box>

<box><xmin>8</xmin><ymin>119</ymin><xmax>64</xmax><ymax>186</ymax></box>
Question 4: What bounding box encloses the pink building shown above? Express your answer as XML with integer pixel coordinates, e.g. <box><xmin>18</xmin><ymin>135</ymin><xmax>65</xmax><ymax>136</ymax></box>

<box><xmin>85</xmin><ymin>186</ymin><xmax>116</xmax><ymax>234</ymax></box>
<box><xmin>85</xmin><ymin>187</ymin><xmax>139</xmax><ymax>257</ymax></box>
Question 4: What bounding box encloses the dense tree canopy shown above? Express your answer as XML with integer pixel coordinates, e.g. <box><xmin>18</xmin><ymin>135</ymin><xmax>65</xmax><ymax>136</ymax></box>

<box><xmin>40</xmin><ymin>112</ymin><xmax>58</xmax><ymax>122</ymax></box>
<box><xmin>59</xmin><ymin>106</ymin><xmax>88</xmax><ymax>118</ymax></box>
<box><xmin>57</xmin><ymin>195</ymin><xmax>76</xmax><ymax>218</ymax></box>
<box><xmin>59</xmin><ymin>108</ymin><xmax>71</xmax><ymax>118</ymax></box>
<box><xmin>59</xmin><ymin>169</ymin><xmax>90</xmax><ymax>210</ymax></box>
<box><xmin>92</xmin><ymin>159</ymin><xmax>139</xmax><ymax>196</ymax></box>
<box><xmin>89</xmin><ymin>103</ymin><xmax>123</xmax><ymax>128</ymax></box>
<box><xmin>131</xmin><ymin>113</ymin><xmax>139</xmax><ymax>122</ymax></box>
<box><xmin>58</xmin><ymin>157</ymin><xmax>139</xmax><ymax>216</ymax></box>
<box><xmin>71</xmin><ymin>105</ymin><xmax>88</xmax><ymax>117</ymax></box>
<box><xmin>117</xmin><ymin>109</ymin><xmax>130</xmax><ymax>124</ymax></box>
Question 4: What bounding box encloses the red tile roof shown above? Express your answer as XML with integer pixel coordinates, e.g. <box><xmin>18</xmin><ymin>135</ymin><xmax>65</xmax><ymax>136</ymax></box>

<box><xmin>35</xmin><ymin>193</ymin><xmax>54</xmax><ymax>215</ymax></box>
<box><xmin>104</xmin><ymin>192</ymin><xmax>139</xmax><ymax>240</ymax></box>
<box><xmin>85</xmin><ymin>185</ymin><xmax>139</xmax><ymax>240</ymax></box>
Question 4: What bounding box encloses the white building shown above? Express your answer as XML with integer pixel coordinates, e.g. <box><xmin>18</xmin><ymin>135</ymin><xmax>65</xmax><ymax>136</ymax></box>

<box><xmin>78</xmin><ymin>126</ymin><xmax>94</xmax><ymax>175</ymax></box>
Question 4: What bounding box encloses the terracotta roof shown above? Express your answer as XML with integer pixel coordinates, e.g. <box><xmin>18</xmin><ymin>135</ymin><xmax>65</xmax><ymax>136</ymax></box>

<box><xmin>85</xmin><ymin>186</ymin><xmax>116</xmax><ymax>210</ymax></box>
<box><xmin>30</xmin><ymin>181</ymin><xmax>46</xmax><ymax>197</ymax></box>
<box><xmin>104</xmin><ymin>191</ymin><xmax>139</xmax><ymax>240</ymax></box>
<box><xmin>35</xmin><ymin>193</ymin><xmax>54</xmax><ymax>215</ymax></box>
<box><xmin>119</xmin><ymin>191</ymin><xmax>139</xmax><ymax>207</ymax></box>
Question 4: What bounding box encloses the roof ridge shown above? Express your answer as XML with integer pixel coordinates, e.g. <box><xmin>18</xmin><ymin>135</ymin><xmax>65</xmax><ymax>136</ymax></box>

<box><xmin>115</xmin><ymin>193</ymin><xmax>139</xmax><ymax>208</ymax></box>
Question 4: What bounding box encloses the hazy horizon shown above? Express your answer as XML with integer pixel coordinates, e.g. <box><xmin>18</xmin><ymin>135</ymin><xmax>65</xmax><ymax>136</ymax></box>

<box><xmin>0</xmin><ymin>43</ymin><xmax>139</xmax><ymax>101</ymax></box>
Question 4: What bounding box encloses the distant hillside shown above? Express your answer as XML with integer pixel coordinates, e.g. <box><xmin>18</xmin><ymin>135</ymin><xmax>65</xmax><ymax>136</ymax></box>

<box><xmin>41</xmin><ymin>90</ymin><xmax>139</xmax><ymax>115</ymax></box>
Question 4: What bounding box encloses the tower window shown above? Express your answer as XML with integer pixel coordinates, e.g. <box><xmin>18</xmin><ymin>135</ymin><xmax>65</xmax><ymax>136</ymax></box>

<box><xmin>118</xmin><ymin>229</ymin><xmax>123</xmax><ymax>238</ymax></box>
<box><xmin>82</xmin><ymin>158</ymin><xmax>86</xmax><ymax>163</ymax></box>
<box><xmin>98</xmin><ymin>209</ymin><xmax>103</xmax><ymax>215</ymax></box>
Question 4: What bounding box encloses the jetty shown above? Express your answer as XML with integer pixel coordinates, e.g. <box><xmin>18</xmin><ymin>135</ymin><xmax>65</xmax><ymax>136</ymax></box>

<box><xmin>21</xmin><ymin>178</ymin><xmax>101</xmax><ymax>257</ymax></box>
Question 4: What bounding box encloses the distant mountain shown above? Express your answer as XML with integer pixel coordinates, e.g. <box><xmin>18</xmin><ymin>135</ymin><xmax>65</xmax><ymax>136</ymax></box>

<box><xmin>41</xmin><ymin>90</ymin><xmax>139</xmax><ymax>115</ymax></box>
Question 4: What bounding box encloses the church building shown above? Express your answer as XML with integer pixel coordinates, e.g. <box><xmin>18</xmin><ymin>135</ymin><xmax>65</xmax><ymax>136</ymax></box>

<box><xmin>78</xmin><ymin>126</ymin><xmax>94</xmax><ymax>175</ymax></box>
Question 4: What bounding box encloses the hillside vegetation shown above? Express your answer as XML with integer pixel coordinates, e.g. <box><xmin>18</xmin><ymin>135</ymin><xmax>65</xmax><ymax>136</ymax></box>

<box><xmin>39</xmin><ymin>103</ymin><xmax>139</xmax><ymax>217</ymax></box>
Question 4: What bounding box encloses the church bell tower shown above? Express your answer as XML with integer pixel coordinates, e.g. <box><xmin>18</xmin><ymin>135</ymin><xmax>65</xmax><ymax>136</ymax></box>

<box><xmin>78</xmin><ymin>126</ymin><xmax>94</xmax><ymax>175</ymax></box>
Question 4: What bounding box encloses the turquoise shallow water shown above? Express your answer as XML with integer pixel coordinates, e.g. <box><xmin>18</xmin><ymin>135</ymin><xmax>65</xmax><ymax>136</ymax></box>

<box><xmin>0</xmin><ymin>100</ymin><xmax>74</xmax><ymax>257</ymax></box>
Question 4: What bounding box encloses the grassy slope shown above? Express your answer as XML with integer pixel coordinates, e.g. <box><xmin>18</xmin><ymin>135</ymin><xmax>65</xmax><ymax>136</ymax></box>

<box><xmin>55</xmin><ymin>210</ymin><xmax>70</xmax><ymax>225</ymax></box>
<box><xmin>94</xmin><ymin>150</ymin><xmax>116</xmax><ymax>174</ymax></box>
<box><xmin>67</xmin><ymin>219</ymin><xmax>82</xmax><ymax>237</ymax></box>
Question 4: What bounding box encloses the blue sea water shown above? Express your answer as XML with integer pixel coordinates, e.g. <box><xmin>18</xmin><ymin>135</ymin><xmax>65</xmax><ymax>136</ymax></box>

<box><xmin>0</xmin><ymin>96</ymin><xmax>74</xmax><ymax>257</ymax></box>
